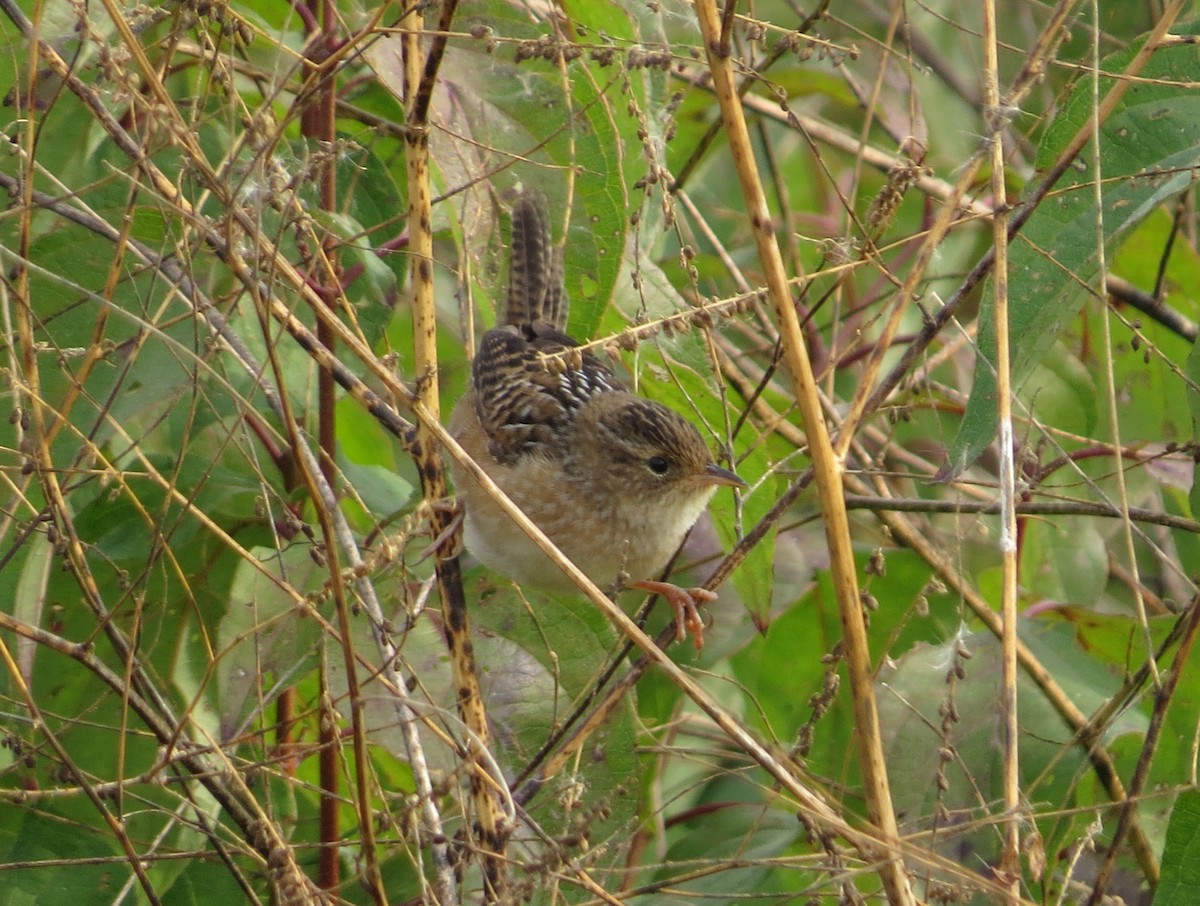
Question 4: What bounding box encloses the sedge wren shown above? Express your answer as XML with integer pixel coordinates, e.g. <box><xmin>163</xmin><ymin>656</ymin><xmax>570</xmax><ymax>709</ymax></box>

<box><xmin>449</xmin><ymin>194</ymin><xmax>744</xmax><ymax>650</ymax></box>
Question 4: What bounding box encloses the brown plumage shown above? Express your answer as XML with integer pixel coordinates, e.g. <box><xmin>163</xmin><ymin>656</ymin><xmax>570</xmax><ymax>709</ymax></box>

<box><xmin>449</xmin><ymin>194</ymin><xmax>743</xmax><ymax>649</ymax></box>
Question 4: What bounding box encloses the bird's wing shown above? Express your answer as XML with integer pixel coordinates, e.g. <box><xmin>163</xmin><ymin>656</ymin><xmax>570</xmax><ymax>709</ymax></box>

<box><xmin>472</xmin><ymin>322</ymin><xmax>624</xmax><ymax>464</ymax></box>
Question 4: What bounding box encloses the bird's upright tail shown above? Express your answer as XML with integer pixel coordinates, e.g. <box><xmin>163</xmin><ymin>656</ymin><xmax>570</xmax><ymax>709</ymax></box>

<box><xmin>505</xmin><ymin>192</ymin><xmax>566</xmax><ymax>330</ymax></box>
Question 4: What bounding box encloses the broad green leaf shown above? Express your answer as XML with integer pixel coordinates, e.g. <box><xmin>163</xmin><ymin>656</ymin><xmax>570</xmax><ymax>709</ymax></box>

<box><xmin>325</xmin><ymin>578</ymin><xmax>642</xmax><ymax>901</ymax></box>
<box><xmin>472</xmin><ymin>588</ymin><xmax>640</xmax><ymax>874</ymax></box>
<box><xmin>336</xmin><ymin>389</ymin><xmax>414</xmax><ymax>523</ymax></box>
<box><xmin>216</xmin><ymin>545</ymin><xmax>324</xmax><ymax>741</ymax></box>
<box><xmin>1187</xmin><ymin>337</ymin><xmax>1200</xmax><ymax>441</ymax></box>
<box><xmin>1019</xmin><ymin>517</ymin><xmax>1107</xmax><ymax>607</ymax></box>
<box><xmin>653</xmin><ymin>773</ymin><xmax>804</xmax><ymax>898</ymax></box>
<box><xmin>1042</xmin><ymin>607</ymin><xmax>1177</xmax><ymax>668</ymax></box>
<box><xmin>879</xmin><ymin>624</ymin><xmax>1146</xmax><ymax>873</ymax></box>
<box><xmin>366</xmin><ymin>0</ymin><xmax>667</xmax><ymax>338</ymax></box>
<box><xmin>1155</xmin><ymin>789</ymin><xmax>1200</xmax><ymax>906</ymax></box>
<box><xmin>0</xmin><ymin>811</ymin><xmax>121</xmax><ymax>906</ymax></box>
<box><xmin>333</xmin><ymin>141</ymin><xmax>408</xmax><ymax>345</ymax></box>
<box><xmin>949</xmin><ymin>30</ymin><xmax>1200</xmax><ymax>474</ymax></box>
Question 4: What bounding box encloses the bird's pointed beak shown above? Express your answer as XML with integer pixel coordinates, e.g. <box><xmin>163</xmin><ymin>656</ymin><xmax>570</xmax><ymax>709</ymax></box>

<box><xmin>699</xmin><ymin>463</ymin><xmax>746</xmax><ymax>488</ymax></box>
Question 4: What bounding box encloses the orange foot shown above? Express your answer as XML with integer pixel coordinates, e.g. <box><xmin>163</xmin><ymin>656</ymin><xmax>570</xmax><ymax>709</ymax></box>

<box><xmin>632</xmin><ymin>580</ymin><xmax>717</xmax><ymax>652</ymax></box>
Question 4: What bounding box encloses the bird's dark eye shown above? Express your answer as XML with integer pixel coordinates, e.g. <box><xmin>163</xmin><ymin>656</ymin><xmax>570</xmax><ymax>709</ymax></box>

<box><xmin>647</xmin><ymin>455</ymin><xmax>671</xmax><ymax>475</ymax></box>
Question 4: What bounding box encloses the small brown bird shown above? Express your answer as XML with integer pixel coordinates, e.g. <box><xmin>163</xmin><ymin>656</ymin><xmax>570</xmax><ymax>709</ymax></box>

<box><xmin>449</xmin><ymin>194</ymin><xmax>743</xmax><ymax>650</ymax></box>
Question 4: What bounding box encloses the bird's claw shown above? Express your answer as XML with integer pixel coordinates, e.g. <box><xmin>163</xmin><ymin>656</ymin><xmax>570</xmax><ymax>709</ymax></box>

<box><xmin>632</xmin><ymin>580</ymin><xmax>716</xmax><ymax>652</ymax></box>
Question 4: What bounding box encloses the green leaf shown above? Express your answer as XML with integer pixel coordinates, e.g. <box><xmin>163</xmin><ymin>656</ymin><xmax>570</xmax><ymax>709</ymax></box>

<box><xmin>325</xmin><ymin>580</ymin><xmax>642</xmax><ymax>886</ymax></box>
<box><xmin>1154</xmin><ymin>789</ymin><xmax>1200</xmax><ymax>906</ymax></box>
<box><xmin>879</xmin><ymin>623</ymin><xmax>1146</xmax><ymax>868</ymax></box>
<box><xmin>711</xmin><ymin>443</ymin><xmax>776</xmax><ymax>632</ymax></box>
<box><xmin>949</xmin><ymin>30</ymin><xmax>1200</xmax><ymax>475</ymax></box>
<box><xmin>0</xmin><ymin>811</ymin><xmax>121</xmax><ymax>906</ymax></box>
<box><xmin>654</xmin><ymin>774</ymin><xmax>804</xmax><ymax>897</ymax></box>
<box><xmin>1019</xmin><ymin>516</ymin><xmax>1107</xmax><ymax>606</ymax></box>
<box><xmin>216</xmin><ymin>545</ymin><xmax>324</xmax><ymax>741</ymax></box>
<box><xmin>366</xmin><ymin>0</ymin><xmax>666</xmax><ymax>338</ymax></box>
<box><xmin>337</xmin><ymin>394</ymin><xmax>414</xmax><ymax>520</ymax></box>
<box><xmin>730</xmin><ymin>587</ymin><xmax>836</xmax><ymax>741</ymax></box>
<box><xmin>1187</xmin><ymin>337</ymin><xmax>1200</xmax><ymax>443</ymax></box>
<box><xmin>334</xmin><ymin>141</ymin><xmax>408</xmax><ymax>345</ymax></box>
